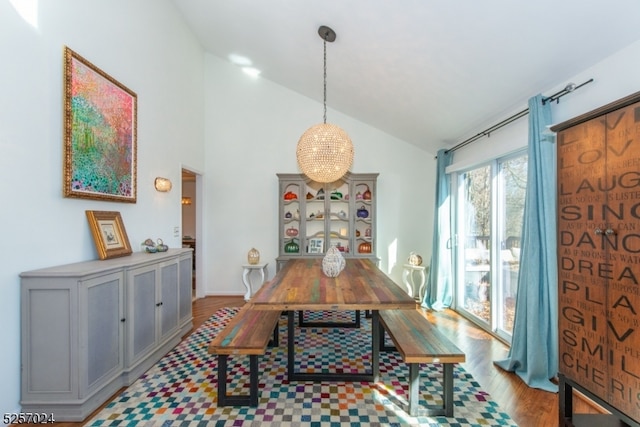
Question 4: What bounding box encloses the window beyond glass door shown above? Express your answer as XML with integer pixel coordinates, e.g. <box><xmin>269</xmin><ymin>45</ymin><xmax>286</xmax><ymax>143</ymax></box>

<box><xmin>455</xmin><ymin>153</ymin><xmax>527</xmax><ymax>340</ymax></box>
<box><xmin>497</xmin><ymin>156</ymin><xmax>527</xmax><ymax>336</ymax></box>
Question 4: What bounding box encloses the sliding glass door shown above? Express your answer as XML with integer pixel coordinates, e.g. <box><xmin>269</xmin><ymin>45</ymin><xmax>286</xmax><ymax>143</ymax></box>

<box><xmin>454</xmin><ymin>152</ymin><xmax>527</xmax><ymax>340</ymax></box>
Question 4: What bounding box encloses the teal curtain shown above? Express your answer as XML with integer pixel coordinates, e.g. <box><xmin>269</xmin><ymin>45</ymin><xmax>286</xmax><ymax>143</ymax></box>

<box><xmin>494</xmin><ymin>94</ymin><xmax>558</xmax><ymax>392</ymax></box>
<box><xmin>422</xmin><ymin>148</ymin><xmax>453</xmax><ymax>310</ymax></box>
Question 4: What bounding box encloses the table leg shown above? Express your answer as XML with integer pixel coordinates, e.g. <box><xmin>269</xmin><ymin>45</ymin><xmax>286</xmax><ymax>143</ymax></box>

<box><xmin>287</xmin><ymin>310</ymin><xmax>295</xmax><ymax>380</ymax></box>
<box><xmin>287</xmin><ymin>309</ymin><xmax>376</xmax><ymax>382</ymax></box>
<box><xmin>371</xmin><ymin>310</ymin><xmax>380</xmax><ymax>382</ymax></box>
<box><xmin>297</xmin><ymin>309</ymin><xmax>361</xmax><ymax>328</ymax></box>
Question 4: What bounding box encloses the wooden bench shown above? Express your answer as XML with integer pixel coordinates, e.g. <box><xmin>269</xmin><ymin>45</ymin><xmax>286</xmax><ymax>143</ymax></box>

<box><xmin>379</xmin><ymin>309</ymin><xmax>466</xmax><ymax>417</ymax></box>
<box><xmin>208</xmin><ymin>305</ymin><xmax>280</xmax><ymax>407</ymax></box>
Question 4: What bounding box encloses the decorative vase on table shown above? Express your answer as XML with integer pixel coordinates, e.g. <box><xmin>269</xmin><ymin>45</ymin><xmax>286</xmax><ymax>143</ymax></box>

<box><xmin>247</xmin><ymin>247</ymin><xmax>260</xmax><ymax>265</ymax></box>
<box><xmin>322</xmin><ymin>245</ymin><xmax>346</xmax><ymax>277</ymax></box>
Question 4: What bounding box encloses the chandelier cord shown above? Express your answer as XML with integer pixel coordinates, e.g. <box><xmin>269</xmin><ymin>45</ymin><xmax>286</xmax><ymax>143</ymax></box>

<box><xmin>296</xmin><ymin>25</ymin><xmax>354</xmax><ymax>184</ymax></box>
<box><xmin>323</xmin><ymin>37</ymin><xmax>327</xmax><ymax>124</ymax></box>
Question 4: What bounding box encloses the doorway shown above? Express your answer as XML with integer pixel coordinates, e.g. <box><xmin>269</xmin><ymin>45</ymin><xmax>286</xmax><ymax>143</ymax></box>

<box><xmin>181</xmin><ymin>169</ymin><xmax>197</xmax><ymax>299</ymax></box>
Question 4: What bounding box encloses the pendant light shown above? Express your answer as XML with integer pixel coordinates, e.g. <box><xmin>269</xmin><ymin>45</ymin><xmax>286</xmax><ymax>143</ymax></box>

<box><xmin>296</xmin><ymin>26</ymin><xmax>354</xmax><ymax>183</ymax></box>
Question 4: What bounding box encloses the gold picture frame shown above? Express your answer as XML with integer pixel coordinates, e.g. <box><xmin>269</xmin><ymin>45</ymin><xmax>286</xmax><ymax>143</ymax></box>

<box><xmin>86</xmin><ymin>210</ymin><xmax>132</xmax><ymax>259</ymax></box>
<box><xmin>64</xmin><ymin>47</ymin><xmax>137</xmax><ymax>202</ymax></box>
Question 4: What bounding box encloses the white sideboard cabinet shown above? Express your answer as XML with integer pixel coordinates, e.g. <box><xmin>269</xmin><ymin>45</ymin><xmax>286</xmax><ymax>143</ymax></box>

<box><xmin>20</xmin><ymin>248</ymin><xmax>193</xmax><ymax>421</ymax></box>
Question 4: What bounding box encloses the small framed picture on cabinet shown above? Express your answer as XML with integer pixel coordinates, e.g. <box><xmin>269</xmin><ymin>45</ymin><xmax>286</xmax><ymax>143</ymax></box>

<box><xmin>86</xmin><ymin>210</ymin><xmax>132</xmax><ymax>260</ymax></box>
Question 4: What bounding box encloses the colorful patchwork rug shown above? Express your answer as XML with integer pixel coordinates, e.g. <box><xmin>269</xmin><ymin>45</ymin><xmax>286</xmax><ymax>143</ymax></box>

<box><xmin>87</xmin><ymin>308</ymin><xmax>517</xmax><ymax>426</ymax></box>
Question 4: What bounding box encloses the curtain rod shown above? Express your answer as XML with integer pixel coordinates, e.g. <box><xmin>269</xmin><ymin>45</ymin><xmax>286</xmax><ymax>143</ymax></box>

<box><xmin>444</xmin><ymin>78</ymin><xmax>593</xmax><ymax>155</ymax></box>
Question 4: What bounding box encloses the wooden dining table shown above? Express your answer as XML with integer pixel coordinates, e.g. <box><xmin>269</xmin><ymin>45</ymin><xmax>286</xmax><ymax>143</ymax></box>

<box><xmin>249</xmin><ymin>258</ymin><xmax>416</xmax><ymax>382</ymax></box>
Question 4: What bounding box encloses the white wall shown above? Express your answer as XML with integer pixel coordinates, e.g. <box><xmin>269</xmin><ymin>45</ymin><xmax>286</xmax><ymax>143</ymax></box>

<box><xmin>451</xmin><ymin>40</ymin><xmax>640</xmax><ymax>168</ymax></box>
<box><xmin>0</xmin><ymin>0</ymin><xmax>205</xmax><ymax>415</ymax></box>
<box><xmin>202</xmin><ymin>54</ymin><xmax>435</xmax><ymax>297</ymax></box>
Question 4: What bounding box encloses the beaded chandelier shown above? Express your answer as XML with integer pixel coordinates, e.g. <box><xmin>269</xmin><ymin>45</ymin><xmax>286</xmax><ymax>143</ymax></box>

<box><xmin>296</xmin><ymin>26</ymin><xmax>354</xmax><ymax>183</ymax></box>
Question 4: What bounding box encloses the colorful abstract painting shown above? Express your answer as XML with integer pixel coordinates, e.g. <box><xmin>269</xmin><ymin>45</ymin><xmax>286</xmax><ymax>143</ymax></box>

<box><xmin>64</xmin><ymin>47</ymin><xmax>137</xmax><ymax>202</ymax></box>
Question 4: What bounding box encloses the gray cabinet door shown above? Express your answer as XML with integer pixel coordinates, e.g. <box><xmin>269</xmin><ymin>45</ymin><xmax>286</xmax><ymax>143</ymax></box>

<box><xmin>81</xmin><ymin>272</ymin><xmax>124</xmax><ymax>396</ymax></box>
<box><xmin>21</xmin><ymin>281</ymin><xmax>77</xmax><ymax>399</ymax></box>
<box><xmin>178</xmin><ymin>253</ymin><xmax>193</xmax><ymax>328</ymax></box>
<box><xmin>127</xmin><ymin>265</ymin><xmax>158</xmax><ymax>365</ymax></box>
<box><xmin>159</xmin><ymin>261</ymin><xmax>179</xmax><ymax>340</ymax></box>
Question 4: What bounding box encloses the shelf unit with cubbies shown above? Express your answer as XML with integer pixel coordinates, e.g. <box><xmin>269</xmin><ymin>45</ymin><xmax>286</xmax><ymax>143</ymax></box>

<box><xmin>277</xmin><ymin>173</ymin><xmax>378</xmax><ymax>271</ymax></box>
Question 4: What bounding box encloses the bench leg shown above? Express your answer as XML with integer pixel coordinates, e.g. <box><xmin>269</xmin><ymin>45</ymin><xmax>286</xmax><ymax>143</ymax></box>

<box><xmin>249</xmin><ymin>355</ymin><xmax>259</xmax><ymax>406</ymax></box>
<box><xmin>217</xmin><ymin>355</ymin><xmax>228</xmax><ymax>406</ymax></box>
<box><xmin>408</xmin><ymin>363</ymin><xmax>419</xmax><ymax>416</ymax></box>
<box><xmin>407</xmin><ymin>363</ymin><xmax>454</xmax><ymax>417</ymax></box>
<box><xmin>378</xmin><ymin>323</ymin><xmax>396</xmax><ymax>352</ymax></box>
<box><xmin>269</xmin><ymin>321</ymin><xmax>279</xmax><ymax>347</ymax></box>
<box><xmin>216</xmin><ymin>355</ymin><xmax>260</xmax><ymax>407</ymax></box>
<box><xmin>443</xmin><ymin>363</ymin><xmax>454</xmax><ymax>417</ymax></box>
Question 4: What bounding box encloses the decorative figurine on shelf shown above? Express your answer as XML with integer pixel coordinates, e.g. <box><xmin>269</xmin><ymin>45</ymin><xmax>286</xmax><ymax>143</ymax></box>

<box><xmin>142</xmin><ymin>238</ymin><xmax>157</xmax><ymax>253</ymax></box>
<box><xmin>284</xmin><ymin>191</ymin><xmax>298</xmax><ymax>200</ymax></box>
<box><xmin>142</xmin><ymin>238</ymin><xmax>168</xmax><ymax>253</ymax></box>
<box><xmin>247</xmin><ymin>247</ymin><xmax>260</xmax><ymax>265</ymax></box>
<box><xmin>408</xmin><ymin>251</ymin><xmax>423</xmax><ymax>266</ymax></box>
<box><xmin>284</xmin><ymin>239</ymin><xmax>299</xmax><ymax>253</ymax></box>
<box><xmin>285</xmin><ymin>226</ymin><xmax>299</xmax><ymax>237</ymax></box>
<box><xmin>358</xmin><ymin>242</ymin><xmax>372</xmax><ymax>253</ymax></box>
<box><xmin>357</xmin><ymin>205</ymin><xmax>369</xmax><ymax>218</ymax></box>
<box><xmin>363</xmin><ymin>185</ymin><xmax>372</xmax><ymax>200</ymax></box>
<box><xmin>322</xmin><ymin>245</ymin><xmax>346</xmax><ymax>277</ymax></box>
<box><xmin>156</xmin><ymin>238</ymin><xmax>168</xmax><ymax>252</ymax></box>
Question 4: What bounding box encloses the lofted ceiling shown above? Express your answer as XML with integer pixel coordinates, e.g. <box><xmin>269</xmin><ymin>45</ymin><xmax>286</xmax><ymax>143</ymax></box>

<box><xmin>173</xmin><ymin>0</ymin><xmax>640</xmax><ymax>154</ymax></box>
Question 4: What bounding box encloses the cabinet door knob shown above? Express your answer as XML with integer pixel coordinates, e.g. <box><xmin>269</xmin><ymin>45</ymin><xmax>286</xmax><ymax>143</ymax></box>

<box><xmin>120</xmin><ymin>318</ymin><xmax>126</xmax><ymax>322</ymax></box>
<box><xmin>605</xmin><ymin>228</ymin><xmax>616</xmax><ymax>235</ymax></box>
<box><xmin>156</xmin><ymin>302</ymin><xmax>163</xmax><ymax>307</ymax></box>
<box><xmin>594</xmin><ymin>228</ymin><xmax>603</xmax><ymax>235</ymax></box>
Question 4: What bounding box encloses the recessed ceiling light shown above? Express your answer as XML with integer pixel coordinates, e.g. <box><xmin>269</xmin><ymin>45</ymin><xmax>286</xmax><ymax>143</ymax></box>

<box><xmin>242</xmin><ymin>67</ymin><xmax>261</xmax><ymax>78</ymax></box>
<box><xmin>228</xmin><ymin>53</ymin><xmax>252</xmax><ymax>66</ymax></box>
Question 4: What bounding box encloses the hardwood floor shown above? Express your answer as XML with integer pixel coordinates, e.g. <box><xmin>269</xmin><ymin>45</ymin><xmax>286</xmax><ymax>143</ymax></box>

<box><xmin>45</xmin><ymin>295</ymin><xmax>602</xmax><ymax>427</ymax></box>
<box><xmin>418</xmin><ymin>307</ymin><xmax>603</xmax><ymax>426</ymax></box>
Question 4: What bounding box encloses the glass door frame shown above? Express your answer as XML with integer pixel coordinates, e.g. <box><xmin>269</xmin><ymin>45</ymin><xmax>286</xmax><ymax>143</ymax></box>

<box><xmin>451</xmin><ymin>149</ymin><xmax>527</xmax><ymax>343</ymax></box>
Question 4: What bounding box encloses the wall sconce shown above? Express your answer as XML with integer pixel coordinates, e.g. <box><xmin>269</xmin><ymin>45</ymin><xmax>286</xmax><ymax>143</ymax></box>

<box><xmin>154</xmin><ymin>177</ymin><xmax>172</xmax><ymax>192</ymax></box>
<box><xmin>181</xmin><ymin>197</ymin><xmax>192</xmax><ymax>205</ymax></box>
